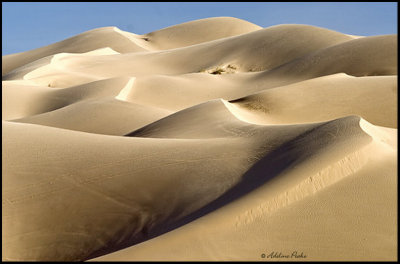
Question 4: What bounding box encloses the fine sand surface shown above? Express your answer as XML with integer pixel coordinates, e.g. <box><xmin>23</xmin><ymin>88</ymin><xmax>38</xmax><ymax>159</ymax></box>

<box><xmin>2</xmin><ymin>17</ymin><xmax>397</xmax><ymax>261</ymax></box>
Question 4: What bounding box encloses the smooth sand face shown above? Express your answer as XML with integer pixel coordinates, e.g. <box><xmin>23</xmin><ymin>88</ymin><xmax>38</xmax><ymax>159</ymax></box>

<box><xmin>2</xmin><ymin>17</ymin><xmax>397</xmax><ymax>261</ymax></box>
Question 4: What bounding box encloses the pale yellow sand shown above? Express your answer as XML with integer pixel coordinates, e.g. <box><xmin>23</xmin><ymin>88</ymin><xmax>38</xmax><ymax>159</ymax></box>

<box><xmin>2</xmin><ymin>17</ymin><xmax>397</xmax><ymax>261</ymax></box>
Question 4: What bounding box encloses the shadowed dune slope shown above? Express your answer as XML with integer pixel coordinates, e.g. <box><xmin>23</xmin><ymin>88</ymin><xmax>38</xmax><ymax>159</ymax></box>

<box><xmin>229</xmin><ymin>74</ymin><xmax>397</xmax><ymax>128</ymax></box>
<box><xmin>3</xmin><ymin>114</ymin><xmax>383</xmax><ymax>261</ymax></box>
<box><xmin>94</xmin><ymin>127</ymin><xmax>396</xmax><ymax>261</ymax></box>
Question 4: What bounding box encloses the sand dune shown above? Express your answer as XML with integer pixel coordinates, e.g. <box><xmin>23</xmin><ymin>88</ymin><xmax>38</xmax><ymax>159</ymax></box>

<box><xmin>2</xmin><ymin>17</ymin><xmax>262</xmax><ymax>77</ymax></box>
<box><xmin>2</xmin><ymin>17</ymin><xmax>397</xmax><ymax>261</ymax></box>
<box><xmin>143</xmin><ymin>17</ymin><xmax>263</xmax><ymax>50</ymax></box>
<box><xmin>229</xmin><ymin>74</ymin><xmax>397</xmax><ymax>128</ymax></box>
<box><xmin>255</xmin><ymin>35</ymin><xmax>397</xmax><ymax>84</ymax></box>
<box><xmin>2</xmin><ymin>27</ymin><xmax>147</xmax><ymax>76</ymax></box>
<box><xmin>95</xmin><ymin>118</ymin><xmax>397</xmax><ymax>261</ymax></box>
<box><xmin>3</xmin><ymin>24</ymin><xmax>357</xmax><ymax>86</ymax></box>
<box><xmin>3</xmin><ymin>77</ymin><xmax>132</xmax><ymax>120</ymax></box>
<box><xmin>11</xmin><ymin>98</ymin><xmax>171</xmax><ymax>136</ymax></box>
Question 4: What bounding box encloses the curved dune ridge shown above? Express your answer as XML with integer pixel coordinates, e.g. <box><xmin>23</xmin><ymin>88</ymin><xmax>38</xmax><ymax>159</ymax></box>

<box><xmin>2</xmin><ymin>17</ymin><xmax>397</xmax><ymax>261</ymax></box>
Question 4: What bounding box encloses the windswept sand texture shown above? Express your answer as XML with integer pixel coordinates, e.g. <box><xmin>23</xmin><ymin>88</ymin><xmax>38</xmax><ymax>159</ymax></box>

<box><xmin>2</xmin><ymin>17</ymin><xmax>397</xmax><ymax>261</ymax></box>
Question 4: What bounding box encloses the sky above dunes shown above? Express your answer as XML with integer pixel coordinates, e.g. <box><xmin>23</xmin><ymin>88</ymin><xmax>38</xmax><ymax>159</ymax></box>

<box><xmin>2</xmin><ymin>2</ymin><xmax>397</xmax><ymax>55</ymax></box>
